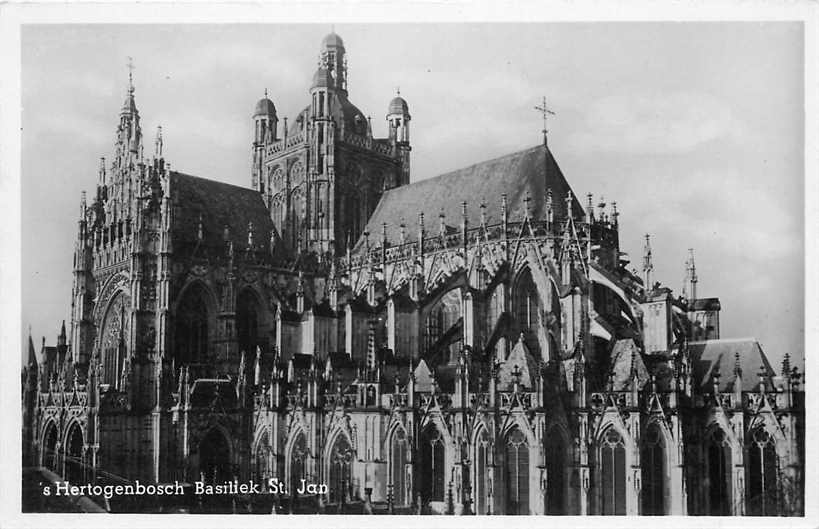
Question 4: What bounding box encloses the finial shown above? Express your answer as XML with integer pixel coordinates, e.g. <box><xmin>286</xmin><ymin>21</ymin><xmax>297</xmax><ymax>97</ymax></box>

<box><xmin>396</xmin><ymin>86</ymin><xmax>401</xmax><ymax>96</ymax></box>
<box><xmin>264</xmin><ymin>87</ymin><xmax>268</xmax><ymax>99</ymax></box>
<box><xmin>782</xmin><ymin>353</ymin><xmax>791</xmax><ymax>376</ymax></box>
<box><xmin>643</xmin><ymin>234</ymin><xmax>653</xmax><ymax>289</ymax></box>
<box><xmin>734</xmin><ymin>351</ymin><xmax>741</xmax><ymax>377</ymax></box>
<box><xmin>247</xmin><ymin>221</ymin><xmax>255</xmax><ymax>248</ymax></box>
<box><xmin>98</xmin><ymin>157</ymin><xmax>106</xmax><ymax>184</ymax></box>
<box><xmin>154</xmin><ymin>125</ymin><xmax>163</xmax><ymax>158</ymax></box>
<box><xmin>479</xmin><ymin>199</ymin><xmax>487</xmax><ymax>227</ymax></box>
<box><xmin>586</xmin><ymin>193</ymin><xmax>594</xmax><ymax>220</ymax></box>
<box><xmin>523</xmin><ymin>191</ymin><xmax>532</xmax><ymax>219</ymax></box>
<box><xmin>126</xmin><ymin>56</ymin><xmax>135</xmax><ymax>93</ymax></box>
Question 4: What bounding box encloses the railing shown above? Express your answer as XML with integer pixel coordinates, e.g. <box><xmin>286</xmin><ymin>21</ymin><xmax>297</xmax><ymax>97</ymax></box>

<box><xmin>265</xmin><ymin>132</ymin><xmax>306</xmax><ymax>156</ymax></box>
<box><xmin>498</xmin><ymin>391</ymin><xmax>536</xmax><ymax>408</ymax></box>
<box><xmin>344</xmin><ymin>218</ymin><xmax>618</xmax><ymax>270</ymax></box>
<box><xmin>588</xmin><ymin>391</ymin><xmax>639</xmax><ymax>411</ymax></box>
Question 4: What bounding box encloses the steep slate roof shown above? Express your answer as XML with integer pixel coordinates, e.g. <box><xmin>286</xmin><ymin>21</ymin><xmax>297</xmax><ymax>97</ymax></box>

<box><xmin>357</xmin><ymin>145</ymin><xmax>583</xmax><ymax>250</ymax></box>
<box><xmin>685</xmin><ymin>338</ymin><xmax>776</xmax><ymax>392</ymax></box>
<box><xmin>169</xmin><ymin>171</ymin><xmax>275</xmax><ymax>253</ymax></box>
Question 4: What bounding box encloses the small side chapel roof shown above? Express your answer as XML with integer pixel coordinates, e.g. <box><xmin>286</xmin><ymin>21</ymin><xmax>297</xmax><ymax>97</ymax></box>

<box><xmin>169</xmin><ymin>171</ymin><xmax>277</xmax><ymax>254</ymax></box>
<box><xmin>683</xmin><ymin>338</ymin><xmax>776</xmax><ymax>392</ymax></box>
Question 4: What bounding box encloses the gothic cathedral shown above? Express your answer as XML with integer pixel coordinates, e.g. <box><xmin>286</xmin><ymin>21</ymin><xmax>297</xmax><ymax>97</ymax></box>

<box><xmin>22</xmin><ymin>32</ymin><xmax>804</xmax><ymax>515</ymax></box>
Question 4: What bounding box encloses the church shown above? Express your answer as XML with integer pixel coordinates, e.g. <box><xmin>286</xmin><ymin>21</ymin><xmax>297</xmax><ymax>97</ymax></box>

<box><xmin>22</xmin><ymin>32</ymin><xmax>804</xmax><ymax>515</ymax></box>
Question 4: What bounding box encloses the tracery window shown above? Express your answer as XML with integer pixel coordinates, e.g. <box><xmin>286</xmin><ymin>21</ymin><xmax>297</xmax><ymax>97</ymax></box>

<box><xmin>483</xmin><ymin>287</ymin><xmax>503</xmax><ymax>348</ymax></box>
<box><xmin>199</xmin><ymin>428</ymin><xmax>231</xmax><ymax>485</ymax></box>
<box><xmin>420</xmin><ymin>426</ymin><xmax>446</xmax><ymax>503</ymax></box>
<box><xmin>707</xmin><ymin>428</ymin><xmax>732</xmax><ymax>515</ymax></box>
<box><xmin>64</xmin><ymin>424</ymin><xmax>84</xmax><ymax>484</ymax></box>
<box><xmin>290</xmin><ymin>432</ymin><xmax>308</xmax><ymax>494</ymax></box>
<box><xmin>423</xmin><ymin>289</ymin><xmax>462</xmax><ymax>356</ymax></box>
<box><xmin>390</xmin><ymin>428</ymin><xmax>408</xmax><ymax>507</ymax></box>
<box><xmin>599</xmin><ymin>427</ymin><xmax>627</xmax><ymax>515</ymax></box>
<box><xmin>474</xmin><ymin>428</ymin><xmax>491</xmax><ymax>514</ymax></box>
<box><xmin>236</xmin><ymin>289</ymin><xmax>261</xmax><ymax>355</ymax></box>
<box><xmin>328</xmin><ymin>435</ymin><xmax>352</xmax><ymax>504</ymax></box>
<box><xmin>641</xmin><ymin>422</ymin><xmax>667</xmax><ymax>515</ymax></box>
<box><xmin>101</xmin><ymin>291</ymin><xmax>130</xmax><ymax>388</ymax></box>
<box><xmin>174</xmin><ymin>285</ymin><xmax>209</xmax><ymax>365</ymax></box>
<box><xmin>513</xmin><ymin>268</ymin><xmax>541</xmax><ymax>358</ymax></box>
<box><xmin>42</xmin><ymin>422</ymin><xmax>58</xmax><ymax>471</ymax></box>
<box><xmin>505</xmin><ymin>428</ymin><xmax>530</xmax><ymax>515</ymax></box>
<box><xmin>747</xmin><ymin>428</ymin><xmax>779</xmax><ymax>516</ymax></box>
<box><xmin>254</xmin><ymin>431</ymin><xmax>269</xmax><ymax>483</ymax></box>
<box><xmin>544</xmin><ymin>428</ymin><xmax>566</xmax><ymax>514</ymax></box>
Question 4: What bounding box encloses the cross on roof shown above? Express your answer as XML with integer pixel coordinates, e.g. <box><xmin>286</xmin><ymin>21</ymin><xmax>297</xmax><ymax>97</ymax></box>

<box><xmin>534</xmin><ymin>96</ymin><xmax>555</xmax><ymax>147</ymax></box>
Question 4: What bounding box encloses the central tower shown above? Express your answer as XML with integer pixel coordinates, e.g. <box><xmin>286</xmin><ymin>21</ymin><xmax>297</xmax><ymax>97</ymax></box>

<box><xmin>251</xmin><ymin>32</ymin><xmax>411</xmax><ymax>258</ymax></box>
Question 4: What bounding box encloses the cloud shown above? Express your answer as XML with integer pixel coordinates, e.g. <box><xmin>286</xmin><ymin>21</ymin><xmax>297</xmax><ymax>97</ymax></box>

<box><xmin>567</xmin><ymin>91</ymin><xmax>745</xmax><ymax>155</ymax></box>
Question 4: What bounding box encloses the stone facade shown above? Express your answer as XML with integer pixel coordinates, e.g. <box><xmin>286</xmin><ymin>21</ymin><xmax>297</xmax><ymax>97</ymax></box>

<box><xmin>22</xmin><ymin>32</ymin><xmax>804</xmax><ymax>515</ymax></box>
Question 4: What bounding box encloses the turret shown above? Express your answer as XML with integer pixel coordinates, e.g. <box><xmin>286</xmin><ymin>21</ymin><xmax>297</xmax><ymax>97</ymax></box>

<box><xmin>387</xmin><ymin>91</ymin><xmax>411</xmax><ymax>186</ymax></box>
<box><xmin>252</xmin><ymin>90</ymin><xmax>278</xmax><ymax>192</ymax></box>
<box><xmin>319</xmin><ymin>31</ymin><xmax>347</xmax><ymax>93</ymax></box>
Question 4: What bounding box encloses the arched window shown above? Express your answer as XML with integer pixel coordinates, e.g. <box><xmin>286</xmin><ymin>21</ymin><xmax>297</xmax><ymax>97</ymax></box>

<box><xmin>483</xmin><ymin>287</ymin><xmax>503</xmax><ymax>349</ymax></box>
<box><xmin>64</xmin><ymin>424</ymin><xmax>84</xmax><ymax>483</ymax></box>
<box><xmin>505</xmin><ymin>427</ymin><xmax>530</xmax><ymax>515</ymax></box>
<box><xmin>290</xmin><ymin>432</ymin><xmax>308</xmax><ymax>495</ymax></box>
<box><xmin>599</xmin><ymin>427</ymin><xmax>627</xmax><ymax>515</ymax></box>
<box><xmin>199</xmin><ymin>428</ymin><xmax>231</xmax><ymax>485</ymax></box>
<box><xmin>545</xmin><ymin>428</ymin><xmax>566</xmax><ymax>514</ymax></box>
<box><xmin>707</xmin><ymin>428</ymin><xmax>732</xmax><ymax>515</ymax></box>
<box><xmin>423</xmin><ymin>289</ymin><xmax>462</xmax><ymax>357</ymax></box>
<box><xmin>420</xmin><ymin>426</ymin><xmax>446</xmax><ymax>503</ymax></box>
<box><xmin>474</xmin><ymin>428</ymin><xmax>491</xmax><ymax>514</ymax></box>
<box><xmin>747</xmin><ymin>428</ymin><xmax>779</xmax><ymax>516</ymax></box>
<box><xmin>344</xmin><ymin>191</ymin><xmax>361</xmax><ymax>244</ymax></box>
<box><xmin>513</xmin><ymin>268</ymin><xmax>541</xmax><ymax>358</ymax></box>
<box><xmin>100</xmin><ymin>291</ymin><xmax>130</xmax><ymax>388</ymax></box>
<box><xmin>254</xmin><ymin>431</ymin><xmax>269</xmax><ymax>483</ymax></box>
<box><xmin>42</xmin><ymin>422</ymin><xmax>58</xmax><ymax>471</ymax></box>
<box><xmin>641</xmin><ymin>422</ymin><xmax>667</xmax><ymax>515</ymax></box>
<box><xmin>290</xmin><ymin>187</ymin><xmax>304</xmax><ymax>250</ymax></box>
<box><xmin>328</xmin><ymin>435</ymin><xmax>353</xmax><ymax>504</ymax></box>
<box><xmin>390</xmin><ymin>428</ymin><xmax>408</xmax><ymax>507</ymax></box>
<box><xmin>236</xmin><ymin>289</ymin><xmax>261</xmax><ymax>355</ymax></box>
<box><xmin>174</xmin><ymin>285</ymin><xmax>210</xmax><ymax>365</ymax></box>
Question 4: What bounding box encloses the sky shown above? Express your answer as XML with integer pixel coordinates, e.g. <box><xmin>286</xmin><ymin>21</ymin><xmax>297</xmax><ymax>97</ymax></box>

<box><xmin>21</xmin><ymin>23</ymin><xmax>804</xmax><ymax>370</ymax></box>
